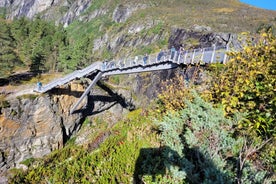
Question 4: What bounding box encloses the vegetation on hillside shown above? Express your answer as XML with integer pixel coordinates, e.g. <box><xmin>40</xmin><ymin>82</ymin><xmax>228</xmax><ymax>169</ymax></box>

<box><xmin>60</xmin><ymin>0</ymin><xmax>276</xmax><ymax>70</ymax></box>
<box><xmin>2</xmin><ymin>0</ymin><xmax>276</xmax><ymax>78</ymax></box>
<box><xmin>0</xmin><ymin>19</ymin><xmax>22</xmax><ymax>77</ymax></box>
<box><xmin>206</xmin><ymin>32</ymin><xmax>276</xmax><ymax>138</ymax></box>
<box><xmin>9</xmin><ymin>109</ymin><xmax>159</xmax><ymax>183</ymax></box>
<box><xmin>9</xmin><ymin>32</ymin><xmax>276</xmax><ymax>183</ymax></box>
<box><xmin>1</xmin><ymin>0</ymin><xmax>276</xmax><ymax>183</ymax></box>
<box><xmin>0</xmin><ymin>17</ymin><xmax>68</xmax><ymax>77</ymax></box>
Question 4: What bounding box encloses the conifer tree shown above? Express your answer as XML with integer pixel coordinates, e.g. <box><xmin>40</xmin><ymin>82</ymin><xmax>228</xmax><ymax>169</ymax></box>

<box><xmin>0</xmin><ymin>20</ymin><xmax>21</xmax><ymax>77</ymax></box>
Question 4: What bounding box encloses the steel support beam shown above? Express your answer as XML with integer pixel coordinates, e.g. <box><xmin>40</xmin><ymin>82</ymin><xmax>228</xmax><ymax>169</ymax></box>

<box><xmin>70</xmin><ymin>72</ymin><xmax>103</xmax><ymax>114</ymax></box>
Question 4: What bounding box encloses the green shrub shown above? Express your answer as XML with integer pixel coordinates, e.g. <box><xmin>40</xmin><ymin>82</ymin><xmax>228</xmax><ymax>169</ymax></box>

<box><xmin>206</xmin><ymin>31</ymin><xmax>276</xmax><ymax>138</ymax></box>
<box><xmin>8</xmin><ymin>109</ymin><xmax>158</xmax><ymax>183</ymax></box>
<box><xmin>20</xmin><ymin>157</ymin><xmax>35</xmax><ymax>167</ymax></box>
<box><xmin>155</xmin><ymin>92</ymin><xmax>269</xmax><ymax>183</ymax></box>
<box><xmin>0</xmin><ymin>96</ymin><xmax>10</xmax><ymax>108</ymax></box>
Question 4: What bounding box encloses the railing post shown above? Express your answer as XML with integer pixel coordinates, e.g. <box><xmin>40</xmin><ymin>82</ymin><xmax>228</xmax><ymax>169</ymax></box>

<box><xmin>223</xmin><ymin>44</ymin><xmax>229</xmax><ymax>64</ymax></box>
<box><xmin>191</xmin><ymin>49</ymin><xmax>196</xmax><ymax>64</ymax></box>
<box><xmin>184</xmin><ymin>51</ymin><xmax>188</xmax><ymax>65</ymax></box>
<box><xmin>201</xmin><ymin>48</ymin><xmax>205</xmax><ymax>64</ymax></box>
<box><xmin>211</xmin><ymin>44</ymin><xmax>216</xmax><ymax>63</ymax></box>
<box><xmin>177</xmin><ymin>51</ymin><xmax>180</xmax><ymax>64</ymax></box>
<box><xmin>126</xmin><ymin>58</ymin><xmax>129</xmax><ymax>67</ymax></box>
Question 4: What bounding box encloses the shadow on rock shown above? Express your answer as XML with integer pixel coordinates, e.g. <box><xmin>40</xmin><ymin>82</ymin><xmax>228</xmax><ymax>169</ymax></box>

<box><xmin>74</xmin><ymin>81</ymin><xmax>135</xmax><ymax>116</ymax></box>
<box><xmin>0</xmin><ymin>72</ymin><xmax>37</xmax><ymax>86</ymax></box>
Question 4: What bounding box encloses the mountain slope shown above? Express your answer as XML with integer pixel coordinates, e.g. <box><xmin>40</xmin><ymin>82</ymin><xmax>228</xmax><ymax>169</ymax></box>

<box><xmin>0</xmin><ymin>0</ymin><xmax>276</xmax><ymax>182</ymax></box>
<box><xmin>2</xmin><ymin>0</ymin><xmax>276</xmax><ymax>33</ymax></box>
<box><xmin>1</xmin><ymin>0</ymin><xmax>276</xmax><ymax>74</ymax></box>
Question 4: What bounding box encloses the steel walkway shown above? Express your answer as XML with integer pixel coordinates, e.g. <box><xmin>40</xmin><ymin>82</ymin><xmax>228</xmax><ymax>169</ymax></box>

<box><xmin>33</xmin><ymin>45</ymin><xmax>229</xmax><ymax>113</ymax></box>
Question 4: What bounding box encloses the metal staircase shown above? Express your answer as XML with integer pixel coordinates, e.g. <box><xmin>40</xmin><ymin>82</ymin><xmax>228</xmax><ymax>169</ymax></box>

<box><xmin>33</xmin><ymin>45</ymin><xmax>228</xmax><ymax>113</ymax></box>
<box><xmin>34</xmin><ymin>61</ymin><xmax>102</xmax><ymax>93</ymax></box>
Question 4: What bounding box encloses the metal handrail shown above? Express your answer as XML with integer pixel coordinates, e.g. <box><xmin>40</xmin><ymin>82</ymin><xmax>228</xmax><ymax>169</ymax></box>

<box><xmin>35</xmin><ymin>45</ymin><xmax>228</xmax><ymax>93</ymax></box>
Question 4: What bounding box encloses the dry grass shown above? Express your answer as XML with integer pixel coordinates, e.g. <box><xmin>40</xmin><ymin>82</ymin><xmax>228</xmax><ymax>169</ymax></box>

<box><xmin>0</xmin><ymin>73</ymin><xmax>64</xmax><ymax>100</ymax></box>
<box><xmin>21</xmin><ymin>73</ymin><xmax>64</xmax><ymax>85</ymax></box>
<box><xmin>213</xmin><ymin>8</ymin><xmax>235</xmax><ymax>13</ymax></box>
<box><xmin>120</xmin><ymin>0</ymin><xmax>276</xmax><ymax>33</ymax></box>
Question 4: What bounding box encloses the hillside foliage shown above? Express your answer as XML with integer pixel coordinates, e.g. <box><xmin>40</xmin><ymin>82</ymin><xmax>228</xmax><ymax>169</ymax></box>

<box><xmin>0</xmin><ymin>17</ymin><xmax>68</xmax><ymax>77</ymax></box>
<box><xmin>8</xmin><ymin>32</ymin><xmax>276</xmax><ymax>183</ymax></box>
<box><xmin>206</xmin><ymin>31</ymin><xmax>276</xmax><ymax>139</ymax></box>
<box><xmin>9</xmin><ymin>110</ymin><xmax>159</xmax><ymax>183</ymax></box>
<box><xmin>1</xmin><ymin>0</ymin><xmax>276</xmax><ymax>78</ymax></box>
<box><xmin>1</xmin><ymin>1</ymin><xmax>276</xmax><ymax>183</ymax></box>
<box><xmin>156</xmin><ymin>32</ymin><xmax>276</xmax><ymax>182</ymax></box>
<box><xmin>156</xmin><ymin>92</ymin><xmax>269</xmax><ymax>184</ymax></box>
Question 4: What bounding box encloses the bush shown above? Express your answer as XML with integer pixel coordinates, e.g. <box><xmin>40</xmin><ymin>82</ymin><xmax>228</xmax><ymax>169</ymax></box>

<box><xmin>8</xmin><ymin>109</ymin><xmax>158</xmax><ymax>183</ymax></box>
<box><xmin>206</xmin><ymin>31</ymin><xmax>276</xmax><ymax>139</ymax></box>
<box><xmin>155</xmin><ymin>92</ymin><xmax>270</xmax><ymax>183</ymax></box>
<box><xmin>156</xmin><ymin>67</ymin><xmax>203</xmax><ymax>114</ymax></box>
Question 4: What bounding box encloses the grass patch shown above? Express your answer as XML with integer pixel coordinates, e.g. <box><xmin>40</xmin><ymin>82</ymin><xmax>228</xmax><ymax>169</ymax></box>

<box><xmin>83</xmin><ymin>117</ymin><xmax>91</xmax><ymax>126</ymax></box>
<box><xmin>16</xmin><ymin>94</ymin><xmax>38</xmax><ymax>101</ymax></box>
<box><xmin>0</xmin><ymin>7</ymin><xmax>6</xmax><ymax>18</ymax></box>
<box><xmin>86</xmin><ymin>0</ymin><xmax>109</xmax><ymax>12</ymax></box>
<box><xmin>150</xmin><ymin>22</ymin><xmax>164</xmax><ymax>35</ymax></box>
<box><xmin>66</xmin><ymin>137</ymin><xmax>77</xmax><ymax>146</ymax></box>
<box><xmin>66</xmin><ymin>14</ymin><xmax>114</xmax><ymax>42</ymax></box>
<box><xmin>8</xmin><ymin>109</ymin><xmax>159</xmax><ymax>183</ymax></box>
<box><xmin>108</xmin><ymin>75</ymin><xmax>121</xmax><ymax>85</ymax></box>
<box><xmin>20</xmin><ymin>158</ymin><xmax>35</xmax><ymax>167</ymax></box>
<box><xmin>0</xmin><ymin>95</ymin><xmax>10</xmax><ymax>108</ymax></box>
<box><xmin>21</xmin><ymin>73</ymin><xmax>64</xmax><ymax>86</ymax></box>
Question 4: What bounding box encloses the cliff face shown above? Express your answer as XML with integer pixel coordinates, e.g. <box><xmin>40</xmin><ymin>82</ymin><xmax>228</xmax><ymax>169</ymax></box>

<box><xmin>1</xmin><ymin>0</ymin><xmax>93</xmax><ymax>26</ymax></box>
<box><xmin>0</xmin><ymin>0</ymin><xmax>10</xmax><ymax>7</ymax></box>
<box><xmin>0</xmin><ymin>1</ymin><xmax>241</xmax><ymax>181</ymax></box>
<box><xmin>0</xmin><ymin>68</ymin><xmax>182</xmax><ymax>179</ymax></box>
<box><xmin>0</xmin><ymin>82</ymin><xmax>85</xmax><ymax>176</ymax></box>
<box><xmin>0</xmin><ymin>16</ymin><xmax>237</xmax><ymax>178</ymax></box>
<box><xmin>1</xmin><ymin>0</ymin><xmax>144</xmax><ymax>28</ymax></box>
<box><xmin>2</xmin><ymin>0</ymin><xmax>59</xmax><ymax>19</ymax></box>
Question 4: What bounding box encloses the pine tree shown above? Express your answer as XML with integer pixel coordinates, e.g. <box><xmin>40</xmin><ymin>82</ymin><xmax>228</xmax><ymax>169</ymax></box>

<box><xmin>0</xmin><ymin>20</ymin><xmax>21</xmax><ymax>77</ymax></box>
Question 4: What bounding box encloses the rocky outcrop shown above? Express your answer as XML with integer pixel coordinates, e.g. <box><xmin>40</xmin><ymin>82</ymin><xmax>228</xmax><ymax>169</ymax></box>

<box><xmin>4</xmin><ymin>0</ymin><xmax>60</xmax><ymax>19</ymax></box>
<box><xmin>0</xmin><ymin>0</ymin><xmax>11</xmax><ymax>7</ymax></box>
<box><xmin>60</xmin><ymin>0</ymin><xmax>93</xmax><ymax>27</ymax></box>
<box><xmin>112</xmin><ymin>3</ymin><xmax>147</xmax><ymax>23</ymax></box>
<box><xmin>93</xmin><ymin>26</ymin><xmax>167</xmax><ymax>53</ymax></box>
<box><xmin>0</xmin><ymin>68</ymin><xmax>179</xmax><ymax>166</ymax></box>
<box><xmin>1</xmin><ymin>0</ymin><xmax>147</xmax><ymax>28</ymax></box>
<box><xmin>1</xmin><ymin>0</ymin><xmax>93</xmax><ymax>26</ymax></box>
<box><xmin>168</xmin><ymin>28</ymin><xmax>238</xmax><ymax>49</ymax></box>
<box><xmin>0</xmin><ymin>82</ymin><xmax>85</xmax><ymax>177</ymax></box>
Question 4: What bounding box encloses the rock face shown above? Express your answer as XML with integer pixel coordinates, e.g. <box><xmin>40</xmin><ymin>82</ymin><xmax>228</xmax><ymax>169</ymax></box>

<box><xmin>0</xmin><ymin>68</ymin><xmax>182</xmax><ymax>178</ymax></box>
<box><xmin>4</xmin><ymin>0</ymin><xmax>59</xmax><ymax>19</ymax></box>
<box><xmin>112</xmin><ymin>3</ymin><xmax>147</xmax><ymax>23</ymax></box>
<box><xmin>60</xmin><ymin>0</ymin><xmax>93</xmax><ymax>27</ymax></box>
<box><xmin>1</xmin><ymin>0</ymin><xmax>93</xmax><ymax>26</ymax></box>
<box><xmin>168</xmin><ymin>28</ymin><xmax>238</xmax><ymax>49</ymax></box>
<box><xmin>0</xmin><ymin>0</ymin><xmax>11</xmax><ymax>7</ymax></box>
<box><xmin>1</xmin><ymin>0</ymin><xmax>147</xmax><ymax>28</ymax></box>
<box><xmin>0</xmin><ymin>82</ymin><xmax>85</xmax><ymax>177</ymax></box>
